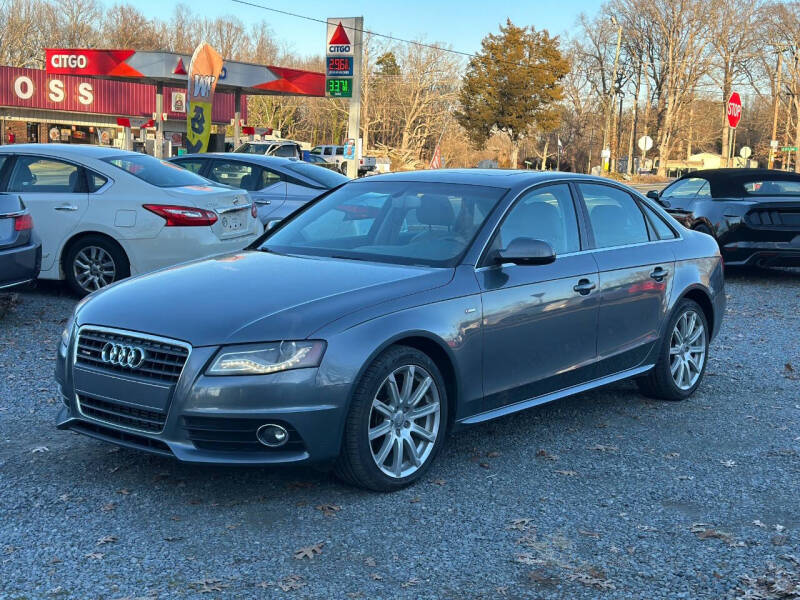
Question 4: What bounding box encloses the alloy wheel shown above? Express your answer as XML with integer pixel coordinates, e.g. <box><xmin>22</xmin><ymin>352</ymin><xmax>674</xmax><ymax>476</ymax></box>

<box><xmin>368</xmin><ymin>364</ymin><xmax>441</xmax><ymax>479</ymax></box>
<box><xmin>73</xmin><ymin>246</ymin><xmax>116</xmax><ymax>292</ymax></box>
<box><xmin>669</xmin><ymin>309</ymin><xmax>706</xmax><ymax>390</ymax></box>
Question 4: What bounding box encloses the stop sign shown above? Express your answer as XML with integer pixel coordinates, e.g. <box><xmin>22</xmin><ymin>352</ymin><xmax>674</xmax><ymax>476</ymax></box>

<box><xmin>727</xmin><ymin>92</ymin><xmax>742</xmax><ymax>129</ymax></box>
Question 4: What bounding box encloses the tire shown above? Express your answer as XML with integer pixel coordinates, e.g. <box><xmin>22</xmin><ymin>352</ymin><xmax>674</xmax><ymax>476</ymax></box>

<box><xmin>637</xmin><ymin>298</ymin><xmax>710</xmax><ymax>401</ymax></box>
<box><xmin>63</xmin><ymin>235</ymin><xmax>130</xmax><ymax>297</ymax></box>
<box><xmin>334</xmin><ymin>345</ymin><xmax>449</xmax><ymax>491</ymax></box>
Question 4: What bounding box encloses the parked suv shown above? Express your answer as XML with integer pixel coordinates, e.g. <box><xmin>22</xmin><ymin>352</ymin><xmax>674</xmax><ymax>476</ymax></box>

<box><xmin>235</xmin><ymin>141</ymin><xmax>302</xmax><ymax>159</ymax></box>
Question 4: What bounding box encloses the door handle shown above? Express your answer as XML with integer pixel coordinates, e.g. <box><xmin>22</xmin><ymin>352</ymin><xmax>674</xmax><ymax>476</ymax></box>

<box><xmin>253</xmin><ymin>199</ymin><xmax>271</xmax><ymax>205</ymax></box>
<box><xmin>573</xmin><ymin>279</ymin><xmax>596</xmax><ymax>295</ymax></box>
<box><xmin>650</xmin><ymin>267</ymin><xmax>669</xmax><ymax>281</ymax></box>
<box><xmin>54</xmin><ymin>204</ymin><xmax>78</xmax><ymax>212</ymax></box>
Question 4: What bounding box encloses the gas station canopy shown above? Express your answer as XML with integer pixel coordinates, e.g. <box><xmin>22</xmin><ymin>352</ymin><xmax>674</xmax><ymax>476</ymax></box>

<box><xmin>45</xmin><ymin>49</ymin><xmax>325</xmax><ymax>96</ymax></box>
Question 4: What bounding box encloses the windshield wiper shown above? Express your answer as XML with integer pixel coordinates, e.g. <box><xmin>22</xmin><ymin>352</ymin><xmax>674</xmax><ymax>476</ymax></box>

<box><xmin>330</xmin><ymin>254</ymin><xmax>370</xmax><ymax>262</ymax></box>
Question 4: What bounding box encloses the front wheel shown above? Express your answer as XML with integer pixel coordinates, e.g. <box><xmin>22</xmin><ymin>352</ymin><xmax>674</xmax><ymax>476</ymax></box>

<box><xmin>335</xmin><ymin>346</ymin><xmax>448</xmax><ymax>491</ymax></box>
<box><xmin>638</xmin><ymin>299</ymin><xmax>709</xmax><ymax>401</ymax></box>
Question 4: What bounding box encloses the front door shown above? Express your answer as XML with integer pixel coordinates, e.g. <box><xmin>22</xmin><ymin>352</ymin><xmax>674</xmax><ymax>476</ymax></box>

<box><xmin>577</xmin><ymin>182</ymin><xmax>676</xmax><ymax>376</ymax></box>
<box><xmin>478</xmin><ymin>183</ymin><xmax>599</xmax><ymax>412</ymax></box>
<box><xmin>6</xmin><ymin>155</ymin><xmax>90</xmax><ymax>273</ymax></box>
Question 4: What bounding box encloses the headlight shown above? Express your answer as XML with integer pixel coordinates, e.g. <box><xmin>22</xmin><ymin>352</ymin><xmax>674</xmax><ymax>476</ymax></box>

<box><xmin>206</xmin><ymin>341</ymin><xmax>326</xmax><ymax>376</ymax></box>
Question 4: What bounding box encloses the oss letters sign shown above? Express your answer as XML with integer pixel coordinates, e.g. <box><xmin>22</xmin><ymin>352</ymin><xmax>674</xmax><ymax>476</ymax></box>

<box><xmin>0</xmin><ymin>67</ymin><xmax>96</xmax><ymax>110</ymax></box>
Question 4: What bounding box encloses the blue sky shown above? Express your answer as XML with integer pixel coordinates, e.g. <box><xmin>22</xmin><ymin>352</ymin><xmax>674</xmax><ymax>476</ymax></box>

<box><xmin>120</xmin><ymin>0</ymin><xmax>596</xmax><ymax>58</ymax></box>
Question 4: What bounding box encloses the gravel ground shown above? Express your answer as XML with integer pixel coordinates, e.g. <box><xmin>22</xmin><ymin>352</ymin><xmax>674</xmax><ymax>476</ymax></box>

<box><xmin>1</xmin><ymin>270</ymin><xmax>798</xmax><ymax>600</ymax></box>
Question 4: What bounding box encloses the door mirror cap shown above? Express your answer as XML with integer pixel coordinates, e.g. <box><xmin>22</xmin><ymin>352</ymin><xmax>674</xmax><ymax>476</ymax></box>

<box><xmin>494</xmin><ymin>238</ymin><xmax>556</xmax><ymax>266</ymax></box>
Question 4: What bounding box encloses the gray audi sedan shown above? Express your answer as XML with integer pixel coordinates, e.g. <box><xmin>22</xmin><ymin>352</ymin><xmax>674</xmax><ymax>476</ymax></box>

<box><xmin>55</xmin><ymin>171</ymin><xmax>724</xmax><ymax>491</ymax></box>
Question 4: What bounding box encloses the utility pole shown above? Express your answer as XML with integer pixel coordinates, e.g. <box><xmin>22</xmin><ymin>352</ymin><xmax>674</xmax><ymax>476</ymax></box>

<box><xmin>613</xmin><ymin>90</ymin><xmax>623</xmax><ymax>172</ymax></box>
<box><xmin>346</xmin><ymin>17</ymin><xmax>364</xmax><ymax>179</ymax></box>
<box><xmin>768</xmin><ymin>51</ymin><xmax>783</xmax><ymax>170</ymax></box>
<box><xmin>602</xmin><ymin>15</ymin><xmax>622</xmax><ymax>175</ymax></box>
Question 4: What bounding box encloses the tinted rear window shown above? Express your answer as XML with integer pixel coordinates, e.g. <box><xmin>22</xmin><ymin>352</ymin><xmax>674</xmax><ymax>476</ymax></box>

<box><xmin>743</xmin><ymin>179</ymin><xmax>800</xmax><ymax>195</ymax></box>
<box><xmin>102</xmin><ymin>154</ymin><xmax>211</xmax><ymax>188</ymax></box>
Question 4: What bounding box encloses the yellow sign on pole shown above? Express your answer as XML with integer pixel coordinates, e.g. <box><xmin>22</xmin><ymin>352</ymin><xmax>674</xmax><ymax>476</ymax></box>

<box><xmin>186</xmin><ymin>42</ymin><xmax>223</xmax><ymax>153</ymax></box>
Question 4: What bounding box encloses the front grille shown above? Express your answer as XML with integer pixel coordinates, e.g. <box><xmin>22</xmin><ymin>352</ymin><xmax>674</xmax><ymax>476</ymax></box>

<box><xmin>746</xmin><ymin>208</ymin><xmax>800</xmax><ymax>228</ymax></box>
<box><xmin>183</xmin><ymin>416</ymin><xmax>304</xmax><ymax>452</ymax></box>
<box><xmin>78</xmin><ymin>394</ymin><xmax>167</xmax><ymax>433</ymax></box>
<box><xmin>76</xmin><ymin>328</ymin><xmax>189</xmax><ymax>383</ymax></box>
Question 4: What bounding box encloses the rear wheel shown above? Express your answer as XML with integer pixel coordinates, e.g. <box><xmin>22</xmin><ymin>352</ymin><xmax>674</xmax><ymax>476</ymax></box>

<box><xmin>638</xmin><ymin>299</ymin><xmax>709</xmax><ymax>401</ymax></box>
<box><xmin>335</xmin><ymin>346</ymin><xmax>448</xmax><ymax>491</ymax></box>
<box><xmin>63</xmin><ymin>235</ymin><xmax>130</xmax><ymax>297</ymax></box>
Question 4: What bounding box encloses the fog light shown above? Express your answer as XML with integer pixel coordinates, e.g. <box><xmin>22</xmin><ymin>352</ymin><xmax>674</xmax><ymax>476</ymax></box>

<box><xmin>256</xmin><ymin>424</ymin><xmax>289</xmax><ymax>447</ymax></box>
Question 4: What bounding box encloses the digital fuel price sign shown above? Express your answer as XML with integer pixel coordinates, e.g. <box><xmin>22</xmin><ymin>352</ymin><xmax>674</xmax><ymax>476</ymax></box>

<box><xmin>326</xmin><ymin>56</ymin><xmax>353</xmax><ymax>77</ymax></box>
<box><xmin>326</xmin><ymin>78</ymin><xmax>353</xmax><ymax>98</ymax></box>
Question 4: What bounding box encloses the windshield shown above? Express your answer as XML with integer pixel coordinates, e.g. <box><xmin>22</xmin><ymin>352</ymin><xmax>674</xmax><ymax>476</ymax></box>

<box><xmin>261</xmin><ymin>181</ymin><xmax>507</xmax><ymax>267</ymax></box>
<box><xmin>102</xmin><ymin>154</ymin><xmax>211</xmax><ymax>188</ymax></box>
<box><xmin>286</xmin><ymin>162</ymin><xmax>348</xmax><ymax>189</ymax></box>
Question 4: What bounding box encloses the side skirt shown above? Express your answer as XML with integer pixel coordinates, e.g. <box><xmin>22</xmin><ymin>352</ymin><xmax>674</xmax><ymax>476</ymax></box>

<box><xmin>459</xmin><ymin>364</ymin><xmax>654</xmax><ymax>425</ymax></box>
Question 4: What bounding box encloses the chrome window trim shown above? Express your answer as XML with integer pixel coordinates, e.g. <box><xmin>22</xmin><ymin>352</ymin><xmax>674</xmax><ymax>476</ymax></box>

<box><xmin>7</xmin><ymin>153</ymin><xmax>113</xmax><ymax>194</ymax></box>
<box><xmin>71</xmin><ymin>324</ymin><xmax>193</xmax><ymax>436</ymax></box>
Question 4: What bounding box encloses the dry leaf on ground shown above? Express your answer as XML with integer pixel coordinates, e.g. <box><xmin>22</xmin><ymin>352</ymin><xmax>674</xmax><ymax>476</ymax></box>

<box><xmin>294</xmin><ymin>542</ymin><xmax>324</xmax><ymax>560</ymax></box>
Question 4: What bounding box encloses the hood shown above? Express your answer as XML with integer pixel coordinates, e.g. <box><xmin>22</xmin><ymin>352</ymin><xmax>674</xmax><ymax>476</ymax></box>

<box><xmin>76</xmin><ymin>251</ymin><xmax>453</xmax><ymax>346</ymax></box>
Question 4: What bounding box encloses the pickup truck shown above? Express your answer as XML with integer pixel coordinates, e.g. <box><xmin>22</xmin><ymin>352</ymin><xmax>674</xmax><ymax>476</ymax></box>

<box><xmin>309</xmin><ymin>145</ymin><xmax>377</xmax><ymax>177</ymax></box>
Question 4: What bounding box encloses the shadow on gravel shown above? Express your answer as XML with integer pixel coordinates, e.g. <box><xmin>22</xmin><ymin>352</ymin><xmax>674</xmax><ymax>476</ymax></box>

<box><xmin>724</xmin><ymin>265</ymin><xmax>800</xmax><ymax>282</ymax></box>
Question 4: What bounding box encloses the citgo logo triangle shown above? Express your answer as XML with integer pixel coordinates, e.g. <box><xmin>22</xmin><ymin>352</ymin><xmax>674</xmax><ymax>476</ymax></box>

<box><xmin>329</xmin><ymin>22</ymin><xmax>351</xmax><ymax>45</ymax></box>
<box><xmin>173</xmin><ymin>58</ymin><xmax>187</xmax><ymax>75</ymax></box>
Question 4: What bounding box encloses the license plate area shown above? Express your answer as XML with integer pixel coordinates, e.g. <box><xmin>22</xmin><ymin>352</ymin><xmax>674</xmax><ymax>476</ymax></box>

<box><xmin>74</xmin><ymin>366</ymin><xmax>172</xmax><ymax>412</ymax></box>
<box><xmin>220</xmin><ymin>209</ymin><xmax>247</xmax><ymax>234</ymax></box>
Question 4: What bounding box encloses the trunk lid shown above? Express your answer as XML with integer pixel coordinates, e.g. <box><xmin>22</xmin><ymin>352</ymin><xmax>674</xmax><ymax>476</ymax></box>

<box><xmin>162</xmin><ymin>185</ymin><xmax>259</xmax><ymax>240</ymax></box>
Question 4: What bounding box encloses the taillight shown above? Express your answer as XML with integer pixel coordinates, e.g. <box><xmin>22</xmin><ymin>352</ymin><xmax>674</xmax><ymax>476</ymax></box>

<box><xmin>143</xmin><ymin>204</ymin><xmax>218</xmax><ymax>227</ymax></box>
<box><xmin>251</xmin><ymin>203</ymin><xmax>257</xmax><ymax>219</ymax></box>
<box><xmin>14</xmin><ymin>213</ymin><xmax>33</xmax><ymax>231</ymax></box>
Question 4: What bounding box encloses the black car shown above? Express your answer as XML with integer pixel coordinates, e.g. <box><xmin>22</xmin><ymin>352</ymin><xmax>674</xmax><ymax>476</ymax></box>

<box><xmin>0</xmin><ymin>193</ymin><xmax>41</xmax><ymax>289</ymax></box>
<box><xmin>648</xmin><ymin>169</ymin><xmax>800</xmax><ymax>267</ymax></box>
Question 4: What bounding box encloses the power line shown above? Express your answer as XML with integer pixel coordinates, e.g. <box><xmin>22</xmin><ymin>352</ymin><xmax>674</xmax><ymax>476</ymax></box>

<box><xmin>229</xmin><ymin>0</ymin><xmax>566</xmax><ymax>74</ymax></box>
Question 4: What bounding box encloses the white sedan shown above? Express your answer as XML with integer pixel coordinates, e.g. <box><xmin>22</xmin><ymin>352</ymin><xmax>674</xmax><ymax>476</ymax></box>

<box><xmin>0</xmin><ymin>144</ymin><xmax>262</xmax><ymax>295</ymax></box>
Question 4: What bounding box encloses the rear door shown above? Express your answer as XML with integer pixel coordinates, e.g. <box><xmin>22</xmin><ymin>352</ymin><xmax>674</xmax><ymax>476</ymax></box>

<box><xmin>6</xmin><ymin>155</ymin><xmax>89</xmax><ymax>272</ymax></box>
<box><xmin>477</xmin><ymin>183</ymin><xmax>599</xmax><ymax>411</ymax></box>
<box><xmin>576</xmin><ymin>182</ymin><xmax>676</xmax><ymax>377</ymax></box>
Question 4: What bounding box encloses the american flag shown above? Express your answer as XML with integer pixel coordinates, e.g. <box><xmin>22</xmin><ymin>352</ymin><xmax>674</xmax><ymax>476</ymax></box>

<box><xmin>429</xmin><ymin>144</ymin><xmax>442</xmax><ymax>169</ymax></box>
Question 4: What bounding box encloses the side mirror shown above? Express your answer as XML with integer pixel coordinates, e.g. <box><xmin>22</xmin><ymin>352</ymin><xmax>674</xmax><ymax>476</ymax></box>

<box><xmin>494</xmin><ymin>237</ymin><xmax>556</xmax><ymax>266</ymax></box>
<box><xmin>647</xmin><ymin>189</ymin><xmax>670</xmax><ymax>208</ymax></box>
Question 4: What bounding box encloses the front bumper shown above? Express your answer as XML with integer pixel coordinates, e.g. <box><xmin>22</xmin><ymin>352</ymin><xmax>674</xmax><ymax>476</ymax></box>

<box><xmin>55</xmin><ymin>338</ymin><xmax>347</xmax><ymax>465</ymax></box>
<box><xmin>722</xmin><ymin>239</ymin><xmax>800</xmax><ymax>267</ymax></box>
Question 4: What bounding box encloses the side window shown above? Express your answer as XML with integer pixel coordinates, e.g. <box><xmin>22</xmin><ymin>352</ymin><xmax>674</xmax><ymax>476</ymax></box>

<box><xmin>310</xmin><ymin>147</ymin><xmax>322</xmax><ymax>155</ymax></box>
<box><xmin>173</xmin><ymin>159</ymin><xmax>206</xmax><ymax>175</ymax></box>
<box><xmin>663</xmin><ymin>177</ymin><xmax>708</xmax><ymax>200</ymax></box>
<box><xmin>208</xmin><ymin>160</ymin><xmax>260</xmax><ymax>191</ymax></box>
<box><xmin>273</xmin><ymin>145</ymin><xmax>298</xmax><ymax>158</ymax></box>
<box><xmin>87</xmin><ymin>171</ymin><xmax>108</xmax><ymax>192</ymax></box>
<box><xmin>696</xmin><ymin>181</ymin><xmax>711</xmax><ymax>199</ymax></box>
<box><xmin>491</xmin><ymin>184</ymin><xmax>580</xmax><ymax>256</ymax></box>
<box><xmin>641</xmin><ymin>202</ymin><xmax>676</xmax><ymax>240</ymax></box>
<box><xmin>323</xmin><ymin>147</ymin><xmax>333</xmax><ymax>156</ymax></box>
<box><xmin>8</xmin><ymin>156</ymin><xmax>81</xmax><ymax>193</ymax></box>
<box><xmin>260</xmin><ymin>169</ymin><xmax>284</xmax><ymax>189</ymax></box>
<box><xmin>336</xmin><ymin>147</ymin><xmax>344</xmax><ymax>156</ymax></box>
<box><xmin>580</xmin><ymin>183</ymin><xmax>650</xmax><ymax>249</ymax></box>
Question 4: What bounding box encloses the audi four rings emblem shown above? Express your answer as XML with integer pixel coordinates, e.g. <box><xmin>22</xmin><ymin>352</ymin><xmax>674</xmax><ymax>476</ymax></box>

<box><xmin>101</xmin><ymin>342</ymin><xmax>147</xmax><ymax>369</ymax></box>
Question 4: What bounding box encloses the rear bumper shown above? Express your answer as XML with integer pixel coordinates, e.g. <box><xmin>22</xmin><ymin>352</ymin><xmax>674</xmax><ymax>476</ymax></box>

<box><xmin>721</xmin><ymin>240</ymin><xmax>800</xmax><ymax>267</ymax></box>
<box><xmin>123</xmin><ymin>228</ymin><xmax>261</xmax><ymax>276</ymax></box>
<box><xmin>0</xmin><ymin>239</ymin><xmax>41</xmax><ymax>288</ymax></box>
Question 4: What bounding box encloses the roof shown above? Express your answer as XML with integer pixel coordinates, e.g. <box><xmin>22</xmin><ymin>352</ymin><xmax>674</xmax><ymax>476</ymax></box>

<box><xmin>356</xmin><ymin>169</ymin><xmax>607</xmax><ymax>188</ymax></box>
<box><xmin>174</xmin><ymin>153</ymin><xmax>298</xmax><ymax>166</ymax></box>
<box><xmin>0</xmin><ymin>143</ymin><xmax>130</xmax><ymax>158</ymax></box>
